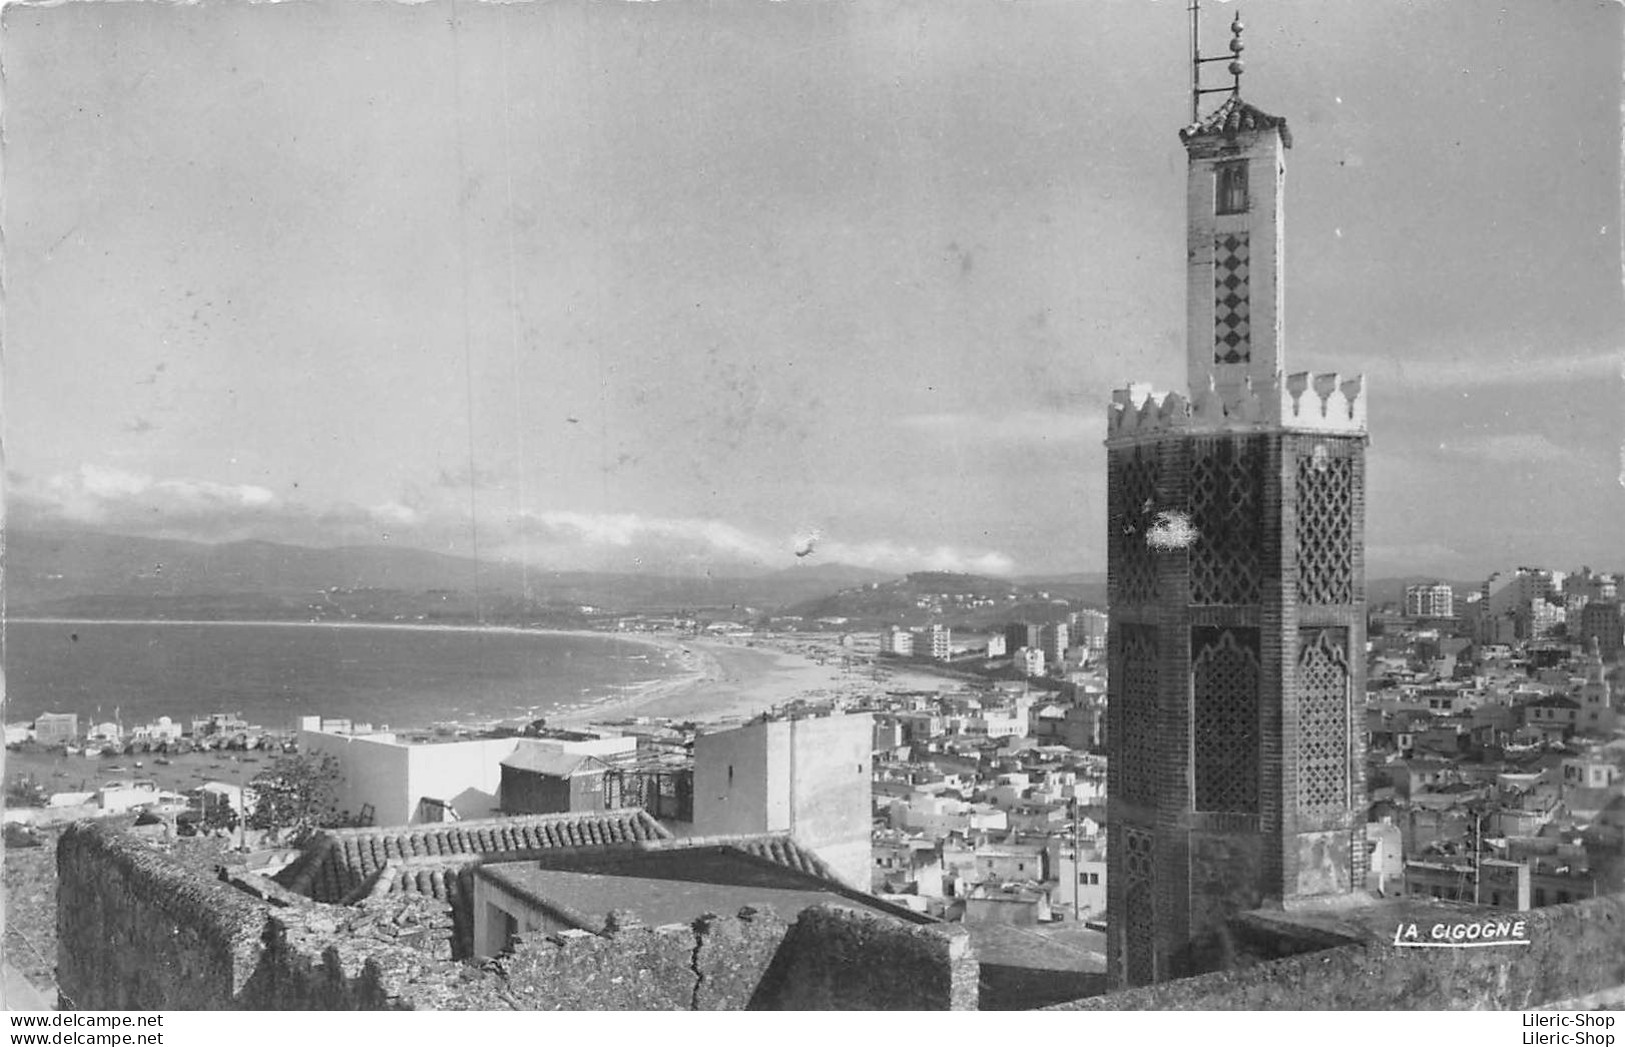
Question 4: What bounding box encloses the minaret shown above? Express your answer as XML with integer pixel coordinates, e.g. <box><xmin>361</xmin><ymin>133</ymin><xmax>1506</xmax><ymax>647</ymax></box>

<box><xmin>1104</xmin><ymin>10</ymin><xmax>1369</xmax><ymax>988</ymax></box>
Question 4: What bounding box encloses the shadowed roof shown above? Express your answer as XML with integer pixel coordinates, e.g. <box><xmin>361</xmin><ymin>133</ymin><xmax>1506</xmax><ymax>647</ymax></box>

<box><xmin>499</xmin><ymin>749</ymin><xmax>608</xmax><ymax>777</ymax></box>
<box><xmin>478</xmin><ymin>838</ymin><xmax>932</xmax><ymax>930</ymax></box>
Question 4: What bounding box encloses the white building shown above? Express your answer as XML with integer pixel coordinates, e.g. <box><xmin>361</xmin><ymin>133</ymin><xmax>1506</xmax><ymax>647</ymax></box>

<box><xmin>1013</xmin><ymin>646</ymin><xmax>1046</xmax><ymax>678</ymax></box>
<box><xmin>1404</xmin><ymin>582</ymin><xmax>1455</xmax><ymax>619</ymax></box>
<box><xmin>1072</xmin><ymin>610</ymin><xmax>1109</xmax><ymax>652</ymax></box>
<box><xmin>130</xmin><ymin>717</ymin><xmax>184</xmax><ymax>745</ymax></box>
<box><xmin>1039</xmin><ymin>621</ymin><xmax>1070</xmax><ymax>668</ymax></box>
<box><xmin>888</xmin><ymin>793</ymin><xmax>1009</xmax><ymax>836</ymax></box>
<box><xmin>692</xmin><ymin>713</ymin><xmax>874</xmax><ymax>889</ymax></box>
<box><xmin>1051</xmin><ymin>840</ymin><xmax>1108</xmax><ymax>917</ymax></box>
<box><xmin>913</xmin><ymin>624</ymin><xmax>952</xmax><ymax>662</ymax></box>
<box><xmin>879</xmin><ymin>626</ymin><xmax>914</xmax><ymax>657</ymax></box>
<box><xmin>94</xmin><ymin>780</ymin><xmax>161</xmax><ymax>815</ymax></box>
<box><xmin>297</xmin><ymin>722</ymin><xmax>635</xmax><ymax>827</ymax></box>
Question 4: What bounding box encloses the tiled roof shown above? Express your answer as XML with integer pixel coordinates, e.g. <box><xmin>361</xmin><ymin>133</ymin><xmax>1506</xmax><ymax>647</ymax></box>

<box><xmin>1180</xmin><ymin>95</ymin><xmax>1292</xmax><ymax>148</ymax></box>
<box><xmin>720</xmin><ymin>835</ymin><xmax>839</xmax><ymax>881</ymax></box>
<box><xmin>375</xmin><ymin>860</ymin><xmax>472</xmax><ymax>903</ymax></box>
<box><xmin>273</xmin><ymin>808</ymin><xmax>672</xmax><ymax>903</ymax></box>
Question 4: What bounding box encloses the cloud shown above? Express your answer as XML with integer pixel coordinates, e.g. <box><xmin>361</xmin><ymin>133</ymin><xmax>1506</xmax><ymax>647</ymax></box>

<box><xmin>894</xmin><ymin>409</ymin><xmax>1105</xmax><ymax>446</ymax></box>
<box><xmin>1437</xmin><ymin>433</ymin><xmax>1568</xmax><ymax>464</ymax></box>
<box><xmin>14</xmin><ymin>464</ymin><xmax>278</xmax><ymax>527</ymax></box>
<box><xmin>818</xmin><ymin>539</ymin><xmax>1017</xmax><ymax>576</ymax></box>
<box><xmin>1359</xmin><ymin>348</ymin><xmax>1621</xmax><ymax>390</ymax></box>
<box><xmin>507</xmin><ymin>510</ymin><xmax>1018</xmax><ymax>575</ymax></box>
<box><xmin>516</xmin><ymin>510</ymin><xmax>783</xmax><ymax>564</ymax></box>
<box><xmin>11</xmin><ymin>464</ymin><xmax>1020</xmax><ymax>576</ymax></box>
<box><xmin>368</xmin><ymin>502</ymin><xmax>420</xmax><ymax>527</ymax></box>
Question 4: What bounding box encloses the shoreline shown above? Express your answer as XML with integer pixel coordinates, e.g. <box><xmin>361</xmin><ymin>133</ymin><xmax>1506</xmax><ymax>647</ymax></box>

<box><xmin>5</xmin><ymin>617</ymin><xmax>958</xmax><ymax>736</ymax></box>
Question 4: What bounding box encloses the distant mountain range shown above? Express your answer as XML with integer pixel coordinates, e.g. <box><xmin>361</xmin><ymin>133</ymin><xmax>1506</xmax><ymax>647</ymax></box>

<box><xmin>1</xmin><ymin>529</ymin><xmax>899</xmax><ymax>619</ymax></box>
<box><xmin>3</xmin><ymin>528</ymin><xmax>1464</xmax><ymax>625</ymax></box>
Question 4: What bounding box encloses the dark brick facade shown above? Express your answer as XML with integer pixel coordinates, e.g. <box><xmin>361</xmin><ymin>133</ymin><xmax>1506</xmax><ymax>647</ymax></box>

<box><xmin>1106</xmin><ymin>429</ymin><xmax>1368</xmax><ymax>987</ymax></box>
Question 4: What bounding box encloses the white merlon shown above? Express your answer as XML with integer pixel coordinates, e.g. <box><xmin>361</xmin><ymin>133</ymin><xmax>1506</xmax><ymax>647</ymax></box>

<box><xmin>1107</xmin><ymin>370</ymin><xmax>1366</xmax><ymax>442</ymax></box>
<box><xmin>1108</xmin><ymin>385</ymin><xmax>1189</xmax><ymax>439</ymax></box>
<box><xmin>1283</xmin><ymin>371</ymin><xmax>1366</xmax><ymax>433</ymax></box>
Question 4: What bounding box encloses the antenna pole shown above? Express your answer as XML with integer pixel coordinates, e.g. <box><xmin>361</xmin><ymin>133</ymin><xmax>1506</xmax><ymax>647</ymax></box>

<box><xmin>1189</xmin><ymin>0</ymin><xmax>1201</xmax><ymax>123</ymax></box>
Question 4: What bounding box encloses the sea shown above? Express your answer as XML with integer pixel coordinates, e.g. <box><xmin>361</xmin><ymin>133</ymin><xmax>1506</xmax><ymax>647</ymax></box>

<box><xmin>2</xmin><ymin>619</ymin><xmax>684</xmax><ymax>733</ymax></box>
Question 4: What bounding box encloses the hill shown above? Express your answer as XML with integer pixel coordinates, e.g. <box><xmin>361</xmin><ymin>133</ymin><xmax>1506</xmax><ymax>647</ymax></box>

<box><xmin>783</xmin><ymin>571</ymin><xmax>1099</xmax><ymax>631</ymax></box>
<box><xmin>2</xmin><ymin>529</ymin><xmax>895</xmax><ymax>620</ymax></box>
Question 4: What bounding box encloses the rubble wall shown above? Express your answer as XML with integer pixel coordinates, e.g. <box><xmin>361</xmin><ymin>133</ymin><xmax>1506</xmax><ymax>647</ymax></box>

<box><xmin>56</xmin><ymin>822</ymin><xmax>267</xmax><ymax>1009</ymax></box>
<box><xmin>752</xmin><ymin>905</ymin><xmax>978</xmax><ymax>1010</ymax></box>
<box><xmin>55</xmin><ymin>823</ymin><xmax>976</xmax><ymax>1010</ymax></box>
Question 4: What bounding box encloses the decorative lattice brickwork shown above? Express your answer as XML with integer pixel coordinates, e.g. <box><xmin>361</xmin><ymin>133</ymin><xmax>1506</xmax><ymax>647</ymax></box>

<box><xmin>1110</xmin><ymin>448</ymin><xmax>1161</xmax><ymax>605</ymax></box>
<box><xmin>1298</xmin><ymin>628</ymin><xmax>1350</xmax><ymax>817</ymax></box>
<box><xmin>1122</xmin><ymin>825</ymin><xmax>1156</xmax><ymax>987</ymax></box>
<box><xmin>1296</xmin><ymin>451</ymin><xmax>1355</xmax><ymax>605</ymax></box>
<box><xmin>1192</xmin><ymin>628</ymin><xmax>1260</xmax><ymax>813</ymax></box>
<box><xmin>1214</xmin><ymin>233</ymin><xmax>1251</xmax><ymax>365</ymax></box>
<box><xmin>1189</xmin><ymin>439</ymin><xmax>1262</xmax><ymax>605</ymax></box>
<box><xmin>1115</xmin><ymin>625</ymin><xmax>1160</xmax><ymax>808</ymax></box>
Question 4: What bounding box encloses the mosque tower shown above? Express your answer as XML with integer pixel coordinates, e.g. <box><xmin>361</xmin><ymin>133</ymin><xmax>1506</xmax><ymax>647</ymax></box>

<box><xmin>1104</xmin><ymin>9</ymin><xmax>1369</xmax><ymax>988</ymax></box>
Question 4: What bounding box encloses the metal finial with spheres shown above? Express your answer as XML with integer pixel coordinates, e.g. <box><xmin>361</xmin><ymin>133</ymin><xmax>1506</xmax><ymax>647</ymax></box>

<box><xmin>1190</xmin><ymin>1</ymin><xmax>1249</xmax><ymax>122</ymax></box>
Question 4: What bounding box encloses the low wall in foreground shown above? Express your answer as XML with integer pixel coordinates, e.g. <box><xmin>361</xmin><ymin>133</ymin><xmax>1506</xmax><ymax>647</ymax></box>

<box><xmin>1052</xmin><ymin>893</ymin><xmax>1625</xmax><ymax>1010</ymax></box>
<box><xmin>56</xmin><ymin>822</ymin><xmax>977</xmax><ymax>1010</ymax></box>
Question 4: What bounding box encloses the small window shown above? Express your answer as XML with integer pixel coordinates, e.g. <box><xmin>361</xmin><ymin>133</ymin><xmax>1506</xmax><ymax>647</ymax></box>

<box><xmin>1216</xmin><ymin>161</ymin><xmax>1248</xmax><ymax>215</ymax></box>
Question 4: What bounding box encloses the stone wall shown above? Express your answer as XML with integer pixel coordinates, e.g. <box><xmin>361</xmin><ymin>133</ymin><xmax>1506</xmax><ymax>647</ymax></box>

<box><xmin>56</xmin><ymin>822</ymin><xmax>977</xmax><ymax>1010</ymax></box>
<box><xmin>56</xmin><ymin>823</ymin><xmax>267</xmax><ymax>1009</ymax></box>
<box><xmin>1054</xmin><ymin>892</ymin><xmax>1625</xmax><ymax>1010</ymax></box>
<box><xmin>753</xmin><ymin>905</ymin><xmax>978</xmax><ymax>1010</ymax></box>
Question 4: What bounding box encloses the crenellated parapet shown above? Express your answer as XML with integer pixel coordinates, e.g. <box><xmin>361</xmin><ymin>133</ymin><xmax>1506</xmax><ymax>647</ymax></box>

<box><xmin>1107</xmin><ymin>383</ymin><xmax>1190</xmax><ymax>441</ymax></box>
<box><xmin>1107</xmin><ymin>370</ymin><xmax>1365</xmax><ymax>443</ymax></box>
<box><xmin>1280</xmin><ymin>371</ymin><xmax>1366</xmax><ymax>433</ymax></box>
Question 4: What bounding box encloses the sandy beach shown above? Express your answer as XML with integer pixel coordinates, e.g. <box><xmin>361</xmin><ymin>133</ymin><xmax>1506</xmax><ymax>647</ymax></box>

<box><xmin>550</xmin><ymin>633</ymin><xmax>964</xmax><ymax>729</ymax></box>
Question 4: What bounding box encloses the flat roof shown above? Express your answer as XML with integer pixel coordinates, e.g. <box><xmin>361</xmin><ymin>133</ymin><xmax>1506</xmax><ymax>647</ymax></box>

<box><xmin>477</xmin><ymin>847</ymin><xmax>899</xmax><ymax>929</ymax></box>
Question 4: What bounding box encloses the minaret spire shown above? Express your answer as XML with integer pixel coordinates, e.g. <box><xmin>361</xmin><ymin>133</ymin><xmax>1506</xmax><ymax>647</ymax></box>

<box><xmin>1191</xmin><ymin>2</ymin><xmax>1247</xmax><ymax>122</ymax></box>
<box><xmin>1105</xmin><ymin>7</ymin><xmax>1370</xmax><ymax>989</ymax></box>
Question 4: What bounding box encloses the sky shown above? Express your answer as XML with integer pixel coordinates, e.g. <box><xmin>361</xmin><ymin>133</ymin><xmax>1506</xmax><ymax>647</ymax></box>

<box><xmin>3</xmin><ymin>0</ymin><xmax>1621</xmax><ymax>580</ymax></box>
